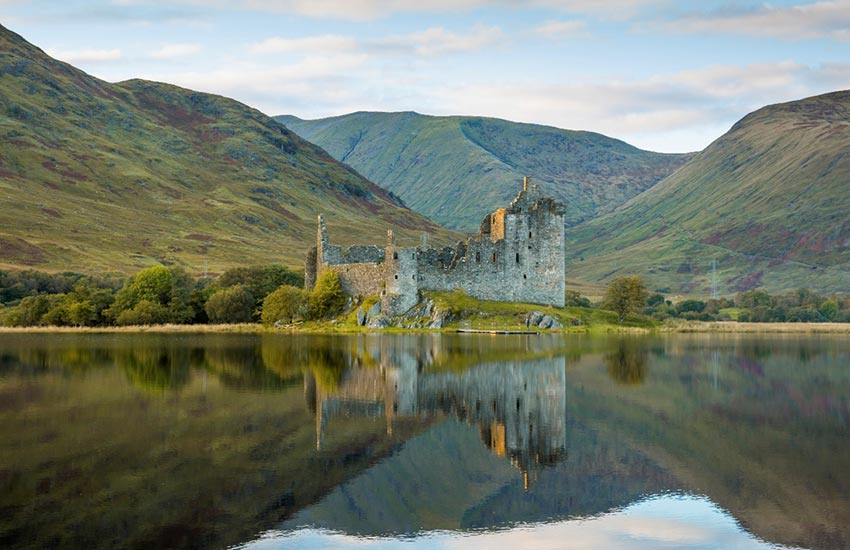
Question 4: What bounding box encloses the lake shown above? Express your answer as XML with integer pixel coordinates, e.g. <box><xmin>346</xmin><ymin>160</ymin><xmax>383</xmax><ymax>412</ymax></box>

<box><xmin>1</xmin><ymin>332</ymin><xmax>848</xmax><ymax>549</ymax></box>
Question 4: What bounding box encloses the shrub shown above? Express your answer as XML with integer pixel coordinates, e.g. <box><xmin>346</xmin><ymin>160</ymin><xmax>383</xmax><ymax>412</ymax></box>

<box><xmin>565</xmin><ymin>290</ymin><xmax>591</xmax><ymax>308</ymax></box>
<box><xmin>308</xmin><ymin>270</ymin><xmax>346</xmax><ymax>319</ymax></box>
<box><xmin>205</xmin><ymin>285</ymin><xmax>255</xmax><ymax>324</ymax></box>
<box><xmin>115</xmin><ymin>300</ymin><xmax>171</xmax><ymax>326</ymax></box>
<box><xmin>262</xmin><ymin>285</ymin><xmax>308</xmax><ymax>325</ymax></box>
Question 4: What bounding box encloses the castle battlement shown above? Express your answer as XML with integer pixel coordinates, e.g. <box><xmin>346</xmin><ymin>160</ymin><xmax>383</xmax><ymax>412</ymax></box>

<box><xmin>305</xmin><ymin>178</ymin><xmax>566</xmax><ymax>315</ymax></box>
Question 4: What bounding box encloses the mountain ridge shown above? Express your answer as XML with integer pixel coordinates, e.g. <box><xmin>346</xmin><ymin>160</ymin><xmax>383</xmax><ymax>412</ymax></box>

<box><xmin>565</xmin><ymin>89</ymin><xmax>850</xmax><ymax>294</ymax></box>
<box><xmin>0</xmin><ymin>24</ymin><xmax>455</xmax><ymax>275</ymax></box>
<box><xmin>276</xmin><ymin>111</ymin><xmax>692</xmax><ymax>231</ymax></box>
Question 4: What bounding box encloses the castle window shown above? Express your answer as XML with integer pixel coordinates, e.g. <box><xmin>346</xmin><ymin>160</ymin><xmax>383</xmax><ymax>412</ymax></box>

<box><xmin>491</xmin><ymin>253</ymin><xmax>496</xmax><ymax>263</ymax></box>
<box><xmin>523</xmin><ymin>274</ymin><xmax>526</xmax><ymax>279</ymax></box>
<box><xmin>529</xmin><ymin>231</ymin><xmax>532</xmax><ymax>239</ymax></box>
<box><xmin>393</xmin><ymin>251</ymin><xmax>398</xmax><ymax>259</ymax></box>
<box><xmin>437</xmin><ymin>260</ymin><xmax>443</xmax><ymax>268</ymax></box>
<box><xmin>475</xmin><ymin>251</ymin><xmax>480</xmax><ymax>263</ymax></box>
<box><xmin>515</xmin><ymin>252</ymin><xmax>519</xmax><ymax>263</ymax></box>
<box><xmin>412</xmin><ymin>275</ymin><xmax>415</xmax><ymax>280</ymax></box>
<box><xmin>394</xmin><ymin>275</ymin><xmax>398</xmax><ymax>279</ymax></box>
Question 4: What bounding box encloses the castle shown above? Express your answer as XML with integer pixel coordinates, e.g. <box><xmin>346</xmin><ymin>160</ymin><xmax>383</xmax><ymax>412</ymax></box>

<box><xmin>305</xmin><ymin>178</ymin><xmax>566</xmax><ymax>315</ymax></box>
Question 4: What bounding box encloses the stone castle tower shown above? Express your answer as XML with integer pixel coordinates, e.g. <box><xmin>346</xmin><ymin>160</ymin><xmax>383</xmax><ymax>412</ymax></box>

<box><xmin>306</xmin><ymin>178</ymin><xmax>566</xmax><ymax>315</ymax></box>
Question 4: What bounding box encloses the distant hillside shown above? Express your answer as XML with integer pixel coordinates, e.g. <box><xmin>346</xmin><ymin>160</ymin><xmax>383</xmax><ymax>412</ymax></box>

<box><xmin>566</xmin><ymin>90</ymin><xmax>850</xmax><ymax>295</ymax></box>
<box><xmin>276</xmin><ymin>112</ymin><xmax>690</xmax><ymax>231</ymax></box>
<box><xmin>0</xmin><ymin>25</ymin><xmax>455</xmax><ymax>275</ymax></box>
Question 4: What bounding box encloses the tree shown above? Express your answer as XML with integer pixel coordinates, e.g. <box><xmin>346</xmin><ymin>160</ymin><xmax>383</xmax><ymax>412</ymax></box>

<box><xmin>216</xmin><ymin>265</ymin><xmax>305</xmax><ymax>320</ymax></box>
<box><xmin>308</xmin><ymin>270</ymin><xmax>346</xmax><ymax>319</ymax></box>
<box><xmin>205</xmin><ymin>285</ymin><xmax>255</xmax><ymax>324</ymax></box>
<box><xmin>603</xmin><ymin>276</ymin><xmax>649</xmax><ymax>324</ymax></box>
<box><xmin>106</xmin><ymin>266</ymin><xmax>196</xmax><ymax>325</ymax></box>
<box><xmin>676</xmin><ymin>299</ymin><xmax>706</xmax><ymax>314</ymax></box>
<box><xmin>261</xmin><ymin>285</ymin><xmax>308</xmax><ymax>325</ymax></box>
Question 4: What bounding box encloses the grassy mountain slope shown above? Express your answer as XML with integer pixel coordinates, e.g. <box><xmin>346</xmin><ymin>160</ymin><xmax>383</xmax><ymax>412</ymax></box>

<box><xmin>276</xmin><ymin>112</ymin><xmax>690</xmax><ymax>231</ymax></box>
<box><xmin>566</xmin><ymin>90</ymin><xmax>850</xmax><ymax>295</ymax></box>
<box><xmin>0</xmin><ymin>25</ymin><xmax>454</xmax><ymax>275</ymax></box>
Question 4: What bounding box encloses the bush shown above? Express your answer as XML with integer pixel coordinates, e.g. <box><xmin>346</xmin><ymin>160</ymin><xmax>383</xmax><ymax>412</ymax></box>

<box><xmin>676</xmin><ymin>299</ymin><xmax>706</xmax><ymax>314</ymax></box>
<box><xmin>565</xmin><ymin>290</ymin><xmax>591</xmax><ymax>308</ymax></box>
<box><xmin>262</xmin><ymin>285</ymin><xmax>308</xmax><ymax>325</ymax></box>
<box><xmin>308</xmin><ymin>270</ymin><xmax>346</xmax><ymax>319</ymax></box>
<box><xmin>205</xmin><ymin>285</ymin><xmax>255</xmax><ymax>324</ymax></box>
<box><xmin>115</xmin><ymin>300</ymin><xmax>171</xmax><ymax>326</ymax></box>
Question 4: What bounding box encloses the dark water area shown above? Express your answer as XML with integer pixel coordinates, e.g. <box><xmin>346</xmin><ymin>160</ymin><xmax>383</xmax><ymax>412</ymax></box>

<box><xmin>0</xmin><ymin>332</ymin><xmax>848</xmax><ymax>550</ymax></box>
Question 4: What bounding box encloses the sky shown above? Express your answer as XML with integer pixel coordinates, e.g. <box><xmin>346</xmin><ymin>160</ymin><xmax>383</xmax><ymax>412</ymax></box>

<box><xmin>2</xmin><ymin>1</ymin><xmax>850</xmax><ymax>153</ymax></box>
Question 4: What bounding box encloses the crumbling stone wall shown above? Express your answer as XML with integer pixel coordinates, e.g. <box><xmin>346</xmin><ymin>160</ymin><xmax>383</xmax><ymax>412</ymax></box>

<box><xmin>306</xmin><ymin>180</ymin><xmax>566</xmax><ymax>316</ymax></box>
<box><xmin>334</xmin><ymin>263</ymin><xmax>386</xmax><ymax>297</ymax></box>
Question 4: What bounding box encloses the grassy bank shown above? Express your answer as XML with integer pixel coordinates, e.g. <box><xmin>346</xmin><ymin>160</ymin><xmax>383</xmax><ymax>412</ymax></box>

<box><xmin>665</xmin><ymin>320</ymin><xmax>850</xmax><ymax>333</ymax></box>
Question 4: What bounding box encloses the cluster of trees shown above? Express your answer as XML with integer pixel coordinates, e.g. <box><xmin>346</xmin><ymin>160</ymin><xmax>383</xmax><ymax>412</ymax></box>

<box><xmin>643</xmin><ymin>288</ymin><xmax>850</xmax><ymax>322</ymax></box>
<box><xmin>0</xmin><ymin>265</ymin><xmax>347</xmax><ymax>327</ymax></box>
<box><xmin>598</xmin><ymin>276</ymin><xmax>850</xmax><ymax>324</ymax></box>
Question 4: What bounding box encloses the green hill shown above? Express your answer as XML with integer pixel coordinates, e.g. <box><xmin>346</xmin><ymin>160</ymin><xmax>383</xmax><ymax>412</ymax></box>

<box><xmin>276</xmin><ymin>112</ymin><xmax>690</xmax><ymax>231</ymax></box>
<box><xmin>566</xmin><ymin>90</ymin><xmax>850</xmax><ymax>295</ymax></box>
<box><xmin>0</xmin><ymin>25</ymin><xmax>455</xmax><ymax>275</ymax></box>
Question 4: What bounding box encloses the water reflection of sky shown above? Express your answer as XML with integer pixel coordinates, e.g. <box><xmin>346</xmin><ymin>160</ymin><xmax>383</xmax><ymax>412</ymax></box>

<box><xmin>240</xmin><ymin>494</ymin><xmax>801</xmax><ymax>550</ymax></box>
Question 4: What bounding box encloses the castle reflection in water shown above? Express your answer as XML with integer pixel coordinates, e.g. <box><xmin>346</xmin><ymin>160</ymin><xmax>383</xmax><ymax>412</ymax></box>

<box><xmin>304</xmin><ymin>336</ymin><xmax>567</xmax><ymax>483</ymax></box>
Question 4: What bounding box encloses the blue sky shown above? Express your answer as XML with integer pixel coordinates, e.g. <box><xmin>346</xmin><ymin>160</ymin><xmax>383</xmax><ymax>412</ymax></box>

<box><xmin>3</xmin><ymin>1</ymin><xmax>850</xmax><ymax>152</ymax></box>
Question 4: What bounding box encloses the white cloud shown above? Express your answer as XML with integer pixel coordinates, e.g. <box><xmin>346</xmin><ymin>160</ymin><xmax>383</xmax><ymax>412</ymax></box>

<box><xmin>666</xmin><ymin>1</ymin><xmax>850</xmax><ymax>41</ymax></box>
<box><xmin>534</xmin><ymin>19</ymin><xmax>587</xmax><ymax>39</ymax></box>
<box><xmin>149</xmin><ymin>43</ymin><xmax>202</xmax><ymax>59</ymax></box>
<box><xmin>249</xmin><ymin>25</ymin><xmax>503</xmax><ymax>57</ymax></box>
<box><xmin>46</xmin><ymin>47</ymin><xmax>123</xmax><ymax>63</ymax></box>
<box><xmin>249</xmin><ymin>35</ymin><xmax>357</xmax><ymax>55</ymax></box>
<box><xmin>389</xmin><ymin>25</ymin><xmax>503</xmax><ymax>56</ymax></box>
<box><xmin>151</xmin><ymin>0</ymin><xmax>663</xmax><ymax>20</ymax></box>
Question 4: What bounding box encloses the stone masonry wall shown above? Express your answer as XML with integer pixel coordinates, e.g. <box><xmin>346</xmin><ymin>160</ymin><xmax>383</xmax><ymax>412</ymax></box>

<box><xmin>308</xmin><ymin>183</ymin><xmax>566</xmax><ymax>315</ymax></box>
<box><xmin>333</xmin><ymin>263</ymin><xmax>386</xmax><ymax>297</ymax></box>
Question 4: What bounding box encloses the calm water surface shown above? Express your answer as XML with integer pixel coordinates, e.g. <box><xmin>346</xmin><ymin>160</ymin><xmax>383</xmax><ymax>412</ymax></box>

<box><xmin>1</xmin><ymin>333</ymin><xmax>848</xmax><ymax>549</ymax></box>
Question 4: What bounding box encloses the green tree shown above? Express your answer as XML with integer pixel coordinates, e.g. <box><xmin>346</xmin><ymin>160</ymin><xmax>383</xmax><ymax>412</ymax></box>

<box><xmin>3</xmin><ymin>294</ymin><xmax>64</xmax><ymax>326</ymax></box>
<box><xmin>106</xmin><ymin>266</ymin><xmax>196</xmax><ymax>325</ymax></box>
<box><xmin>308</xmin><ymin>270</ymin><xmax>346</xmax><ymax>319</ymax></box>
<box><xmin>676</xmin><ymin>299</ymin><xmax>706</xmax><ymax>314</ymax></box>
<box><xmin>205</xmin><ymin>285</ymin><xmax>255</xmax><ymax>324</ymax></box>
<box><xmin>216</xmin><ymin>265</ymin><xmax>304</xmax><ymax>320</ymax></box>
<box><xmin>819</xmin><ymin>300</ymin><xmax>838</xmax><ymax>321</ymax></box>
<box><xmin>603</xmin><ymin>276</ymin><xmax>649</xmax><ymax>324</ymax></box>
<box><xmin>262</xmin><ymin>285</ymin><xmax>309</xmax><ymax>325</ymax></box>
<box><xmin>115</xmin><ymin>300</ymin><xmax>171</xmax><ymax>326</ymax></box>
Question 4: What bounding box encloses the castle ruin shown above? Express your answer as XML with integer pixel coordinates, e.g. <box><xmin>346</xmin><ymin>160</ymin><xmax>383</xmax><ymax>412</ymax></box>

<box><xmin>305</xmin><ymin>178</ymin><xmax>566</xmax><ymax>315</ymax></box>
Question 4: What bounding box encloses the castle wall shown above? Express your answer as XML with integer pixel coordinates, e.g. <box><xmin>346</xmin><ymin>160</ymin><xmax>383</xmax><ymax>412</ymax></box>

<box><xmin>307</xmin><ymin>182</ymin><xmax>566</xmax><ymax>314</ymax></box>
<box><xmin>383</xmin><ymin>240</ymin><xmax>420</xmax><ymax>315</ymax></box>
<box><xmin>333</xmin><ymin>263</ymin><xmax>387</xmax><ymax>297</ymax></box>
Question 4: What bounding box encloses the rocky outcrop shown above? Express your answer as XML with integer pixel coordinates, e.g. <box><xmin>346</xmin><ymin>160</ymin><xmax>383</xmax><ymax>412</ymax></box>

<box><xmin>525</xmin><ymin>311</ymin><xmax>563</xmax><ymax>329</ymax></box>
